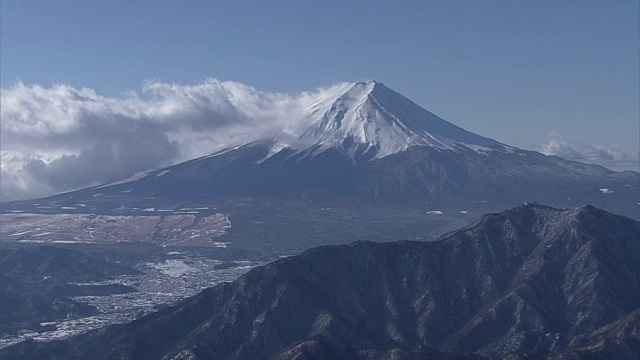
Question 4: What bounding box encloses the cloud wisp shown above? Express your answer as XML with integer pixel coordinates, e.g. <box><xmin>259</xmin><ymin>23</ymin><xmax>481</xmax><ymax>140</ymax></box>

<box><xmin>1</xmin><ymin>79</ymin><xmax>319</xmax><ymax>201</ymax></box>
<box><xmin>539</xmin><ymin>130</ymin><xmax>639</xmax><ymax>172</ymax></box>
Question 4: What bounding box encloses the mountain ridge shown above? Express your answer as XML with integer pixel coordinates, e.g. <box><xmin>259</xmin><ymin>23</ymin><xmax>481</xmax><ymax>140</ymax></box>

<box><xmin>3</xmin><ymin>204</ymin><xmax>639</xmax><ymax>359</ymax></box>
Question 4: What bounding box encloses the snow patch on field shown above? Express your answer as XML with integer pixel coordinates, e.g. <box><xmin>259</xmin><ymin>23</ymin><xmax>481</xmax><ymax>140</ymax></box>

<box><xmin>1</xmin><ymin>213</ymin><xmax>231</xmax><ymax>247</ymax></box>
<box><xmin>150</xmin><ymin>260</ymin><xmax>195</xmax><ymax>277</ymax></box>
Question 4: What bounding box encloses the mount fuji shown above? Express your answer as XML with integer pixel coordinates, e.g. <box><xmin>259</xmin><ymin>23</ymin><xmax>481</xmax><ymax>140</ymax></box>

<box><xmin>2</xmin><ymin>81</ymin><xmax>638</xmax><ymax>253</ymax></box>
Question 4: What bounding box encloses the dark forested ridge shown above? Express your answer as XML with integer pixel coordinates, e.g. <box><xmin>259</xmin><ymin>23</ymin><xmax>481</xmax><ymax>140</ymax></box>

<box><xmin>4</xmin><ymin>204</ymin><xmax>639</xmax><ymax>359</ymax></box>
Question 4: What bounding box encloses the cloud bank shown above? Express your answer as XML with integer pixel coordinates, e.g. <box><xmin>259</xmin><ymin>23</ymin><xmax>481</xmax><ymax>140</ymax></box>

<box><xmin>1</xmin><ymin>79</ymin><xmax>319</xmax><ymax>201</ymax></box>
<box><xmin>539</xmin><ymin>131</ymin><xmax>639</xmax><ymax>172</ymax></box>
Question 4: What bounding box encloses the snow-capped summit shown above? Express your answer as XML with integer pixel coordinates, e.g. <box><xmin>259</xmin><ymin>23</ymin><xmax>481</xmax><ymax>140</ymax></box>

<box><xmin>267</xmin><ymin>80</ymin><xmax>511</xmax><ymax>161</ymax></box>
<box><xmin>8</xmin><ymin>79</ymin><xmax>636</xmax><ymax>222</ymax></box>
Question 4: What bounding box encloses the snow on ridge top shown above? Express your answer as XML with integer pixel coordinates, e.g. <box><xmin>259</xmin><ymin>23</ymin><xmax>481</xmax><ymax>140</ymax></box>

<box><xmin>269</xmin><ymin>80</ymin><xmax>511</xmax><ymax>160</ymax></box>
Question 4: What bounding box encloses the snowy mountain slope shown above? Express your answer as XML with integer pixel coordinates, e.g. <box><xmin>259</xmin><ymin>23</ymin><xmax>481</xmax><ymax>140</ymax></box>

<box><xmin>266</xmin><ymin>81</ymin><xmax>511</xmax><ymax>161</ymax></box>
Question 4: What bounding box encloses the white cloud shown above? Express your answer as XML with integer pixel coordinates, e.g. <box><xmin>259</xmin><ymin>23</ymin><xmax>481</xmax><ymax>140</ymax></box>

<box><xmin>0</xmin><ymin>79</ymin><xmax>324</xmax><ymax>201</ymax></box>
<box><xmin>540</xmin><ymin>130</ymin><xmax>639</xmax><ymax>172</ymax></box>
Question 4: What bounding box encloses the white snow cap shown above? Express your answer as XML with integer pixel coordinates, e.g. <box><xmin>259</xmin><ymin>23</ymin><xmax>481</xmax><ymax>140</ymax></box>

<box><xmin>266</xmin><ymin>80</ymin><xmax>511</xmax><ymax>161</ymax></box>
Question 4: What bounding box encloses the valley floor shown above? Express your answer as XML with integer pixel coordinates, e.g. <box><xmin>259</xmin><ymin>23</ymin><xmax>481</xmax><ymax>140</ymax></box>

<box><xmin>0</xmin><ymin>245</ymin><xmax>265</xmax><ymax>349</ymax></box>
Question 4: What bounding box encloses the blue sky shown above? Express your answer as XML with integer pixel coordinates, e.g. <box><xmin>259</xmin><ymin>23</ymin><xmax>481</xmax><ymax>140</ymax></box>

<box><xmin>1</xmin><ymin>1</ymin><xmax>638</xmax><ymax>199</ymax></box>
